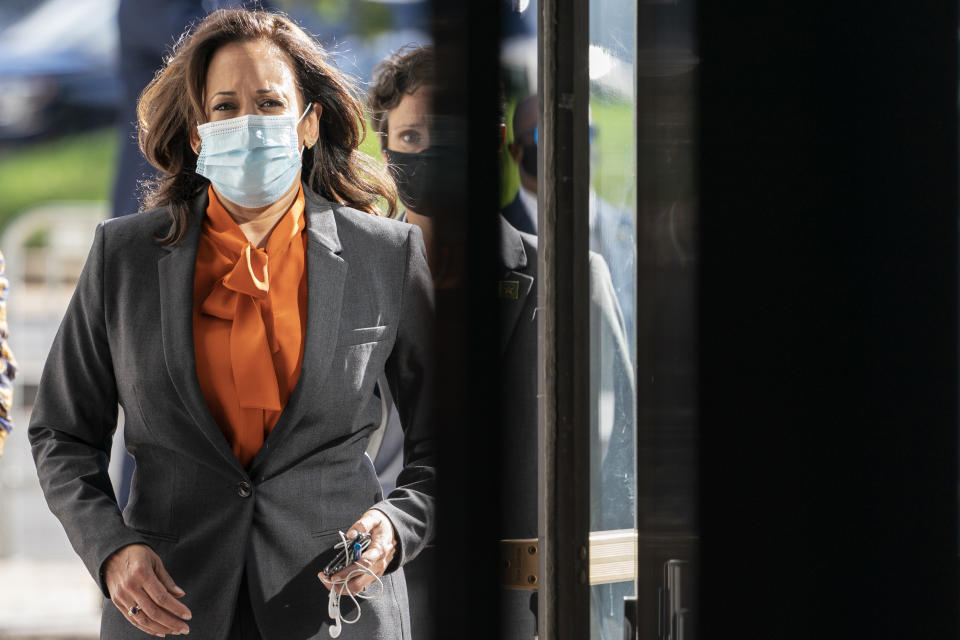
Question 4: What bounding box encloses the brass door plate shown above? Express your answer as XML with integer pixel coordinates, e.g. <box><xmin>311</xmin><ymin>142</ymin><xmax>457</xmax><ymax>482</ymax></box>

<box><xmin>500</xmin><ymin>538</ymin><xmax>539</xmax><ymax>590</ymax></box>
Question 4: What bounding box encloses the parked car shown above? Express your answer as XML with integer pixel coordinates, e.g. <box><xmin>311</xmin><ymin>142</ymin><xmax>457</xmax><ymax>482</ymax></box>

<box><xmin>0</xmin><ymin>0</ymin><xmax>120</xmax><ymax>146</ymax></box>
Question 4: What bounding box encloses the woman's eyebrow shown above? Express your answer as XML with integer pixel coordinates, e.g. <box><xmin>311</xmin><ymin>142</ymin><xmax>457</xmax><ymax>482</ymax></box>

<box><xmin>210</xmin><ymin>89</ymin><xmax>284</xmax><ymax>98</ymax></box>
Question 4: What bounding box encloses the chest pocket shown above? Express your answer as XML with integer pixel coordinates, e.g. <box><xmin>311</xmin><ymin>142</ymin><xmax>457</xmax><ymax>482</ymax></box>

<box><xmin>330</xmin><ymin>326</ymin><xmax>391</xmax><ymax>399</ymax></box>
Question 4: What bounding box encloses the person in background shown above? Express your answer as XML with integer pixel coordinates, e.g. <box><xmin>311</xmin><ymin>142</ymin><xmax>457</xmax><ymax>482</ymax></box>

<box><xmin>0</xmin><ymin>252</ymin><xmax>17</xmax><ymax>457</ymax></box>
<box><xmin>368</xmin><ymin>44</ymin><xmax>635</xmax><ymax>639</ymax></box>
<box><xmin>31</xmin><ymin>10</ymin><xmax>434</xmax><ymax>639</ymax></box>
<box><xmin>365</xmin><ymin>47</ymin><xmax>443</xmax><ymax>639</ymax></box>
<box><xmin>506</xmin><ymin>94</ymin><xmax>637</xmax><ymax>352</ymax></box>
<box><xmin>503</xmin><ymin>94</ymin><xmax>538</xmax><ymax>236</ymax></box>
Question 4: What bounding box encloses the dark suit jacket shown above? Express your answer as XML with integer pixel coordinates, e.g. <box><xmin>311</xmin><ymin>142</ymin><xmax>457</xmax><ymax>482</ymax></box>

<box><xmin>375</xmin><ymin>216</ymin><xmax>636</xmax><ymax>639</ymax></box>
<box><xmin>29</xmin><ymin>187</ymin><xmax>436</xmax><ymax>640</ymax></box>
<box><xmin>500</xmin><ymin>192</ymin><xmax>538</xmax><ymax>236</ymax></box>
<box><xmin>369</xmin><ymin>216</ymin><xmax>536</xmax><ymax>639</ymax></box>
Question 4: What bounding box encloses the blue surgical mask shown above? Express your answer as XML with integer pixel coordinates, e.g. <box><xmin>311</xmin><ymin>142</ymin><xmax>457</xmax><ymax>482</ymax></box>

<box><xmin>195</xmin><ymin>104</ymin><xmax>312</xmax><ymax>208</ymax></box>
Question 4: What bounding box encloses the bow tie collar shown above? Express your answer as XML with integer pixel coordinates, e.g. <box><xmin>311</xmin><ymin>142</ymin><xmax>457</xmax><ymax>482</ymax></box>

<box><xmin>199</xmin><ymin>187</ymin><xmax>306</xmax><ymax>412</ymax></box>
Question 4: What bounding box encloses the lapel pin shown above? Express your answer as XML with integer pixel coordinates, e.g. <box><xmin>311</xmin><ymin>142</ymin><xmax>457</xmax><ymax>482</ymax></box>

<box><xmin>498</xmin><ymin>280</ymin><xmax>520</xmax><ymax>300</ymax></box>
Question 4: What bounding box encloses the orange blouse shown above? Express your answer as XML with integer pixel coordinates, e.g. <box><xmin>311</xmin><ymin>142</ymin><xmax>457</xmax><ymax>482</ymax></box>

<box><xmin>193</xmin><ymin>185</ymin><xmax>308</xmax><ymax>467</ymax></box>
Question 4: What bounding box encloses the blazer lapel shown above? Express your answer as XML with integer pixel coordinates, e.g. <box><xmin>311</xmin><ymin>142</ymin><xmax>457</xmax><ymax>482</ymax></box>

<box><xmin>158</xmin><ymin>191</ymin><xmax>245</xmax><ymax>475</ymax></box>
<box><xmin>499</xmin><ymin>217</ymin><xmax>535</xmax><ymax>354</ymax></box>
<box><xmin>248</xmin><ymin>189</ymin><xmax>347</xmax><ymax>474</ymax></box>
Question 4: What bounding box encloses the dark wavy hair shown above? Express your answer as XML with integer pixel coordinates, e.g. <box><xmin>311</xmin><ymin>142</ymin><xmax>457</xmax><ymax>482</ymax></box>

<box><xmin>137</xmin><ymin>8</ymin><xmax>397</xmax><ymax>244</ymax></box>
<box><xmin>367</xmin><ymin>45</ymin><xmax>435</xmax><ymax>150</ymax></box>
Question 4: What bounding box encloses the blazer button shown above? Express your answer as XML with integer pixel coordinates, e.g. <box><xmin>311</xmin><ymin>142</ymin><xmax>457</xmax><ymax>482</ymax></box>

<box><xmin>237</xmin><ymin>481</ymin><xmax>252</xmax><ymax>498</ymax></box>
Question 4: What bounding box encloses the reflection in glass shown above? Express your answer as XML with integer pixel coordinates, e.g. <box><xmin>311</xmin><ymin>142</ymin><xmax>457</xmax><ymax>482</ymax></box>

<box><xmin>588</xmin><ymin>0</ymin><xmax>638</xmax><ymax>638</ymax></box>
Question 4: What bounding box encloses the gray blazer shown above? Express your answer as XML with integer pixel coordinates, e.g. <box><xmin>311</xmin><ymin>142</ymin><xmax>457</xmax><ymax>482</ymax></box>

<box><xmin>29</xmin><ymin>187</ymin><xmax>436</xmax><ymax>640</ymax></box>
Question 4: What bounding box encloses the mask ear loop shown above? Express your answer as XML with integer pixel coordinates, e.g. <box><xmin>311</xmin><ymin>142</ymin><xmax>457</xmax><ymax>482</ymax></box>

<box><xmin>297</xmin><ymin>103</ymin><xmax>314</xmax><ymax>154</ymax></box>
<box><xmin>326</xmin><ymin>530</ymin><xmax>384</xmax><ymax>638</ymax></box>
<box><xmin>298</xmin><ymin>102</ymin><xmax>313</xmax><ymax>124</ymax></box>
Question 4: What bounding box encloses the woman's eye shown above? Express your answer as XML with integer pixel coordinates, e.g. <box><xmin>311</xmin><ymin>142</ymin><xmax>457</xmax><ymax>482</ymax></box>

<box><xmin>400</xmin><ymin>131</ymin><xmax>421</xmax><ymax>145</ymax></box>
<box><xmin>260</xmin><ymin>100</ymin><xmax>285</xmax><ymax>108</ymax></box>
<box><xmin>212</xmin><ymin>102</ymin><xmax>234</xmax><ymax>112</ymax></box>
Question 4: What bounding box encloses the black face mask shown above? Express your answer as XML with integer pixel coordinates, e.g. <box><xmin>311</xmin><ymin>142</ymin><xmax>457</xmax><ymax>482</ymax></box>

<box><xmin>520</xmin><ymin>143</ymin><xmax>538</xmax><ymax>178</ymax></box>
<box><xmin>383</xmin><ymin>147</ymin><xmax>445</xmax><ymax>218</ymax></box>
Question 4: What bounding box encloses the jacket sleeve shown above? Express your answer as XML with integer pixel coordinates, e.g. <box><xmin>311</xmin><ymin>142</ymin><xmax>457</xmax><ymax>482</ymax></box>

<box><xmin>588</xmin><ymin>252</ymin><xmax>637</xmax><ymax>531</ymax></box>
<box><xmin>373</xmin><ymin>224</ymin><xmax>436</xmax><ymax>570</ymax></box>
<box><xmin>28</xmin><ymin>222</ymin><xmax>147</xmax><ymax>597</ymax></box>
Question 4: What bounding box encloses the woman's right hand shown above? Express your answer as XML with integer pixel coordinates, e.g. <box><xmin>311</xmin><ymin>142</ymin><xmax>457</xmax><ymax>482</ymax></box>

<box><xmin>103</xmin><ymin>543</ymin><xmax>193</xmax><ymax>637</ymax></box>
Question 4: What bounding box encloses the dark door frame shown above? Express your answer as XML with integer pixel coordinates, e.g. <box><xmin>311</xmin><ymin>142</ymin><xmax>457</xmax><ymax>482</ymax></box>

<box><xmin>538</xmin><ymin>0</ymin><xmax>593</xmax><ymax>637</ymax></box>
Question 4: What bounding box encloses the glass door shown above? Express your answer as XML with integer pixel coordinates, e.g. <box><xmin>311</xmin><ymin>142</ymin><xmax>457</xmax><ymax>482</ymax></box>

<box><xmin>629</xmin><ymin>1</ymin><xmax>698</xmax><ymax>639</ymax></box>
<box><xmin>586</xmin><ymin>0</ymin><xmax>640</xmax><ymax>638</ymax></box>
<box><xmin>537</xmin><ymin>0</ymin><xmax>697</xmax><ymax>637</ymax></box>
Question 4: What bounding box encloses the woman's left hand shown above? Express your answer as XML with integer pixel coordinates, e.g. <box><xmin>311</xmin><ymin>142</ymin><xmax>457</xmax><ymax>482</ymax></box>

<box><xmin>318</xmin><ymin>509</ymin><xmax>397</xmax><ymax>594</ymax></box>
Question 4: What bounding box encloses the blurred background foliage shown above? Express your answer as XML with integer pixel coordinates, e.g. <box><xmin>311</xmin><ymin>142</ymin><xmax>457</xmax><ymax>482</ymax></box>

<box><xmin>591</xmin><ymin>98</ymin><xmax>634</xmax><ymax>211</ymax></box>
<box><xmin>306</xmin><ymin>0</ymin><xmax>393</xmax><ymax>37</ymax></box>
<box><xmin>0</xmin><ymin>129</ymin><xmax>117</xmax><ymax>229</ymax></box>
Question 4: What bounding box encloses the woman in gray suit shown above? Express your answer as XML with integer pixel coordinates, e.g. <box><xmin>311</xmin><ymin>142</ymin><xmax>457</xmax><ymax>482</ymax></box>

<box><xmin>29</xmin><ymin>9</ymin><xmax>434</xmax><ymax>640</ymax></box>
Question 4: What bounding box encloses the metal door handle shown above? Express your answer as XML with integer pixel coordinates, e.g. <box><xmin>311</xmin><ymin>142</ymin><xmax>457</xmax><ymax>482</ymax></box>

<box><xmin>659</xmin><ymin>559</ymin><xmax>688</xmax><ymax>640</ymax></box>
